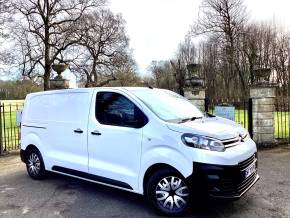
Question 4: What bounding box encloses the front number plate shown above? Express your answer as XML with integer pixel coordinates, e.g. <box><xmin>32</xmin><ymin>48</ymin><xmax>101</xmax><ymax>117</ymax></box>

<box><xmin>245</xmin><ymin>162</ymin><xmax>256</xmax><ymax>178</ymax></box>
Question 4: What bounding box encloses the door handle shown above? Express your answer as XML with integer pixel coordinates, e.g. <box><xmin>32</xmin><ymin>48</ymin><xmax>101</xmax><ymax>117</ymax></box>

<box><xmin>74</xmin><ymin>128</ymin><xmax>83</xmax><ymax>134</ymax></box>
<box><xmin>91</xmin><ymin>130</ymin><xmax>101</xmax><ymax>136</ymax></box>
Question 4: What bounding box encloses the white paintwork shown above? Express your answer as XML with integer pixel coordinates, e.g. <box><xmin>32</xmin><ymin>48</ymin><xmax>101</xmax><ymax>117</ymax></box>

<box><xmin>21</xmin><ymin>87</ymin><xmax>257</xmax><ymax>195</ymax></box>
<box><xmin>87</xmin><ymin>88</ymin><xmax>144</xmax><ymax>191</ymax></box>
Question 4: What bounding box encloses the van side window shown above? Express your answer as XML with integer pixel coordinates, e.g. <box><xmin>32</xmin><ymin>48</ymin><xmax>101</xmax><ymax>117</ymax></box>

<box><xmin>96</xmin><ymin>92</ymin><xmax>148</xmax><ymax>128</ymax></box>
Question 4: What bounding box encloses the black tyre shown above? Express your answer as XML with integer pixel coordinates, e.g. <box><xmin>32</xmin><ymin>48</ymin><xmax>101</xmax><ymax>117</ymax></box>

<box><xmin>25</xmin><ymin>148</ymin><xmax>46</xmax><ymax>179</ymax></box>
<box><xmin>146</xmin><ymin>168</ymin><xmax>191</xmax><ymax>216</ymax></box>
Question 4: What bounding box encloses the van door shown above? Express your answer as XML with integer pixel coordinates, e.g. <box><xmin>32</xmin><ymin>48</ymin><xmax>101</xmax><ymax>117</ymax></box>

<box><xmin>87</xmin><ymin>91</ymin><xmax>148</xmax><ymax>190</ymax></box>
<box><xmin>43</xmin><ymin>91</ymin><xmax>91</xmax><ymax>173</ymax></box>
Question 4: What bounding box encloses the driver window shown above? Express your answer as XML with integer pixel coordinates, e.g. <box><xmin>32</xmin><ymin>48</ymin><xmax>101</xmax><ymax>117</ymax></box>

<box><xmin>95</xmin><ymin>92</ymin><xmax>148</xmax><ymax>128</ymax></box>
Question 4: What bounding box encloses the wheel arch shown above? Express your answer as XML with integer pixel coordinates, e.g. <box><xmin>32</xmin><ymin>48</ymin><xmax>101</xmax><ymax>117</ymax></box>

<box><xmin>25</xmin><ymin>143</ymin><xmax>39</xmax><ymax>153</ymax></box>
<box><xmin>143</xmin><ymin>163</ymin><xmax>184</xmax><ymax>195</ymax></box>
<box><xmin>22</xmin><ymin>144</ymin><xmax>40</xmax><ymax>161</ymax></box>
<box><xmin>21</xmin><ymin>132</ymin><xmax>44</xmax><ymax>155</ymax></box>
<box><xmin>139</xmin><ymin>146</ymin><xmax>193</xmax><ymax>194</ymax></box>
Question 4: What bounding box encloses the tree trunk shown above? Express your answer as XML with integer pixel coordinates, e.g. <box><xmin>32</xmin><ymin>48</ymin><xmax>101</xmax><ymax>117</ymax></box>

<box><xmin>43</xmin><ymin>65</ymin><xmax>51</xmax><ymax>90</ymax></box>
<box><xmin>43</xmin><ymin>0</ymin><xmax>51</xmax><ymax>91</ymax></box>
<box><xmin>91</xmin><ymin>60</ymin><xmax>98</xmax><ymax>84</ymax></box>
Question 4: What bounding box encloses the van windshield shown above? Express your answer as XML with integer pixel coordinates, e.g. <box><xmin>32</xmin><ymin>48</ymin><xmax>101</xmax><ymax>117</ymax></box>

<box><xmin>131</xmin><ymin>89</ymin><xmax>204</xmax><ymax>123</ymax></box>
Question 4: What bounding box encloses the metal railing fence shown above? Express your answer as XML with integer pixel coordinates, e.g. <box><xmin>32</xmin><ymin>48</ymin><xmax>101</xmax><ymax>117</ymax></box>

<box><xmin>0</xmin><ymin>103</ymin><xmax>24</xmax><ymax>155</ymax></box>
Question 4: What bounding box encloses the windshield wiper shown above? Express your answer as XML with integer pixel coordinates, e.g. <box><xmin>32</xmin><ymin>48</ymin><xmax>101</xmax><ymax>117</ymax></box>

<box><xmin>179</xmin><ymin>116</ymin><xmax>203</xmax><ymax>123</ymax></box>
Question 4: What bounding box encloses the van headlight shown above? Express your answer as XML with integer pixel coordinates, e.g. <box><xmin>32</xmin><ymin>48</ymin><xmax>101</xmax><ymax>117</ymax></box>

<box><xmin>181</xmin><ymin>133</ymin><xmax>225</xmax><ymax>152</ymax></box>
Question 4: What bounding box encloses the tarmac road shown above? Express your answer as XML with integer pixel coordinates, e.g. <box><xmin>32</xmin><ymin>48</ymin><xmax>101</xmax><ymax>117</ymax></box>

<box><xmin>0</xmin><ymin>146</ymin><xmax>290</xmax><ymax>218</ymax></box>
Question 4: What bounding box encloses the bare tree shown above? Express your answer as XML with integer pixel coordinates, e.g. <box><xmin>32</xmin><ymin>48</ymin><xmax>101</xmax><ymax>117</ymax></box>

<box><xmin>0</xmin><ymin>0</ymin><xmax>11</xmax><ymax>36</ymax></box>
<box><xmin>148</xmin><ymin>37</ymin><xmax>197</xmax><ymax>94</ymax></box>
<box><xmin>69</xmin><ymin>9</ymin><xmax>130</xmax><ymax>87</ymax></box>
<box><xmin>193</xmin><ymin>0</ymin><xmax>247</xmax><ymax>38</ymax></box>
<box><xmin>170</xmin><ymin>59</ymin><xmax>187</xmax><ymax>96</ymax></box>
<box><xmin>148</xmin><ymin>61</ymin><xmax>176</xmax><ymax>90</ymax></box>
<box><xmin>106</xmin><ymin>57</ymin><xmax>142</xmax><ymax>87</ymax></box>
<box><xmin>177</xmin><ymin>36</ymin><xmax>197</xmax><ymax>67</ymax></box>
<box><xmin>10</xmin><ymin>0</ymin><xmax>105</xmax><ymax>90</ymax></box>
<box><xmin>147</xmin><ymin>0</ymin><xmax>290</xmax><ymax>99</ymax></box>
<box><xmin>192</xmin><ymin>0</ymin><xmax>248</xmax><ymax>97</ymax></box>
<box><xmin>198</xmin><ymin>38</ymin><xmax>219</xmax><ymax>98</ymax></box>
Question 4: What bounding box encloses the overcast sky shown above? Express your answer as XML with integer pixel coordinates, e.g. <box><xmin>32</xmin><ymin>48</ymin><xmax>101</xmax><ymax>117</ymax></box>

<box><xmin>109</xmin><ymin>0</ymin><xmax>290</xmax><ymax>75</ymax></box>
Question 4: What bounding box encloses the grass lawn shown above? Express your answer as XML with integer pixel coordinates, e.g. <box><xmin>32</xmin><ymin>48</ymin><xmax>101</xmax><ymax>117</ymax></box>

<box><xmin>0</xmin><ymin>100</ymin><xmax>24</xmax><ymax>128</ymax></box>
<box><xmin>274</xmin><ymin>111</ymin><xmax>289</xmax><ymax>139</ymax></box>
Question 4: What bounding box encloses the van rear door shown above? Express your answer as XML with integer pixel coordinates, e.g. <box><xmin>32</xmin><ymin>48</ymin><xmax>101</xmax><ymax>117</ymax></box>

<box><xmin>25</xmin><ymin>91</ymin><xmax>92</xmax><ymax>172</ymax></box>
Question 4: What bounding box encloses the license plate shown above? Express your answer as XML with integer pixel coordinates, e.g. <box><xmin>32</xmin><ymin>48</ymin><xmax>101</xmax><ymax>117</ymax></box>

<box><xmin>245</xmin><ymin>163</ymin><xmax>256</xmax><ymax>178</ymax></box>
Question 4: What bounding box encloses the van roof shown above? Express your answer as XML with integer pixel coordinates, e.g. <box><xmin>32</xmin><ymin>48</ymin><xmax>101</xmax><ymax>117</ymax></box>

<box><xmin>26</xmin><ymin>87</ymin><xmax>155</xmax><ymax>98</ymax></box>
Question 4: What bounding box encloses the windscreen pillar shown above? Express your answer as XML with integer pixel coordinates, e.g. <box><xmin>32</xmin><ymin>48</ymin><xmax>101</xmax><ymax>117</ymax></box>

<box><xmin>184</xmin><ymin>88</ymin><xmax>206</xmax><ymax>112</ymax></box>
<box><xmin>250</xmin><ymin>85</ymin><xmax>277</xmax><ymax>146</ymax></box>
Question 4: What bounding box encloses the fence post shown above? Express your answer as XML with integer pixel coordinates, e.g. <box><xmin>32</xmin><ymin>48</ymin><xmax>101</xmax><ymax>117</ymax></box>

<box><xmin>250</xmin><ymin>85</ymin><xmax>277</xmax><ymax>146</ymax></box>
<box><xmin>0</xmin><ymin>103</ymin><xmax>2</xmax><ymax>155</ymax></box>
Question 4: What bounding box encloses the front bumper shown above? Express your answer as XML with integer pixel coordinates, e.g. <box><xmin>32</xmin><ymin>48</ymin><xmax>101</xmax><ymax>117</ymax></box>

<box><xmin>188</xmin><ymin>153</ymin><xmax>259</xmax><ymax>199</ymax></box>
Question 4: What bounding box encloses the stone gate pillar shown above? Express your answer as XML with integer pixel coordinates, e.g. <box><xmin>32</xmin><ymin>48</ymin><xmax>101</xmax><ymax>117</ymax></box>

<box><xmin>250</xmin><ymin>85</ymin><xmax>277</xmax><ymax>146</ymax></box>
<box><xmin>184</xmin><ymin>88</ymin><xmax>206</xmax><ymax>112</ymax></box>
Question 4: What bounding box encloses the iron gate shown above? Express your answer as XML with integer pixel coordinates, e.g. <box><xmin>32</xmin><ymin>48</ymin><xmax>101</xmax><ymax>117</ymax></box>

<box><xmin>0</xmin><ymin>102</ymin><xmax>24</xmax><ymax>155</ymax></box>
<box><xmin>205</xmin><ymin>98</ymin><xmax>253</xmax><ymax>137</ymax></box>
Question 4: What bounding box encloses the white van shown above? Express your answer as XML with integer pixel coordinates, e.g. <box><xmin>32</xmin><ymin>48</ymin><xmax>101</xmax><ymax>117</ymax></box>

<box><xmin>20</xmin><ymin>87</ymin><xmax>259</xmax><ymax>216</ymax></box>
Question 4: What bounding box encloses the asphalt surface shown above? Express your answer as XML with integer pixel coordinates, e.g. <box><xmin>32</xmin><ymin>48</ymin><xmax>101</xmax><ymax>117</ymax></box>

<box><xmin>0</xmin><ymin>147</ymin><xmax>290</xmax><ymax>218</ymax></box>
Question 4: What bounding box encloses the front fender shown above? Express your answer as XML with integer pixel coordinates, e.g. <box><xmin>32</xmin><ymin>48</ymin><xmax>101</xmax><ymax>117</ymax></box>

<box><xmin>138</xmin><ymin>145</ymin><xmax>193</xmax><ymax>194</ymax></box>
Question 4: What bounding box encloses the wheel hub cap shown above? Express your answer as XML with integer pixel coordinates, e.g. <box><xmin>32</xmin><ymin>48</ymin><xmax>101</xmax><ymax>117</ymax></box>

<box><xmin>155</xmin><ymin>176</ymin><xmax>189</xmax><ymax>212</ymax></box>
<box><xmin>27</xmin><ymin>153</ymin><xmax>41</xmax><ymax>176</ymax></box>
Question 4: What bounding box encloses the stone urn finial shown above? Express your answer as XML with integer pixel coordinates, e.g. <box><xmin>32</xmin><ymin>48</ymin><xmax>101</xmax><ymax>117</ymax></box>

<box><xmin>253</xmin><ymin>68</ymin><xmax>271</xmax><ymax>85</ymax></box>
<box><xmin>52</xmin><ymin>63</ymin><xmax>68</xmax><ymax>80</ymax></box>
<box><xmin>49</xmin><ymin>63</ymin><xmax>69</xmax><ymax>90</ymax></box>
<box><xmin>185</xmin><ymin>63</ymin><xmax>204</xmax><ymax>90</ymax></box>
<box><xmin>187</xmin><ymin>64</ymin><xmax>201</xmax><ymax>76</ymax></box>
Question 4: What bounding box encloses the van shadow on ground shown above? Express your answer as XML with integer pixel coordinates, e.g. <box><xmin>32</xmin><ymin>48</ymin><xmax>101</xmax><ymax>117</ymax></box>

<box><xmin>48</xmin><ymin>172</ymin><xmax>246</xmax><ymax>218</ymax></box>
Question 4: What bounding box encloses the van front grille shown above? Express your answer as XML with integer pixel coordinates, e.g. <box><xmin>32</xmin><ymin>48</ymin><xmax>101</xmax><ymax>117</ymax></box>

<box><xmin>221</xmin><ymin>133</ymin><xmax>250</xmax><ymax>148</ymax></box>
<box><xmin>222</xmin><ymin>137</ymin><xmax>241</xmax><ymax>148</ymax></box>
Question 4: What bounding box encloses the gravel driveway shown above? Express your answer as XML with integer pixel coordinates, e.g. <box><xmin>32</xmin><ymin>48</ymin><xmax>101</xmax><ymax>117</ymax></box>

<box><xmin>0</xmin><ymin>147</ymin><xmax>290</xmax><ymax>218</ymax></box>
